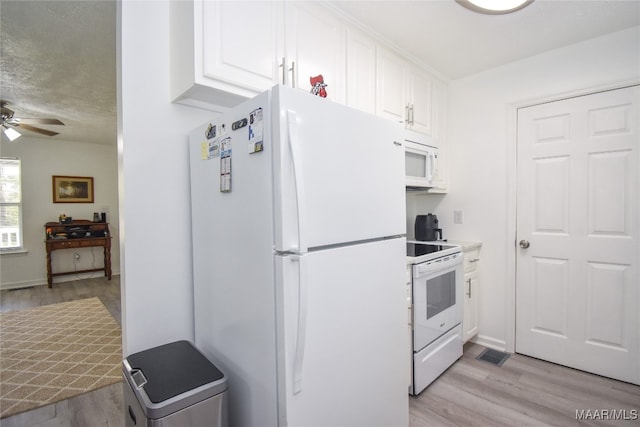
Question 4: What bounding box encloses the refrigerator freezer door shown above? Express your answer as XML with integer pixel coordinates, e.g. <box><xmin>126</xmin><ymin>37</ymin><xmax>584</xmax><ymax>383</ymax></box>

<box><xmin>274</xmin><ymin>238</ymin><xmax>409</xmax><ymax>426</ymax></box>
<box><xmin>272</xmin><ymin>85</ymin><xmax>406</xmax><ymax>253</ymax></box>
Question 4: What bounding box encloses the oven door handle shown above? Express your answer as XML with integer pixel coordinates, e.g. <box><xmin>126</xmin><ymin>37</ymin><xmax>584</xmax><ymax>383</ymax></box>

<box><xmin>413</xmin><ymin>255</ymin><xmax>461</xmax><ymax>278</ymax></box>
<box><xmin>414</xmin><ymin>264</ymin><xmax>429</xmax><ymax>276</ymax></box>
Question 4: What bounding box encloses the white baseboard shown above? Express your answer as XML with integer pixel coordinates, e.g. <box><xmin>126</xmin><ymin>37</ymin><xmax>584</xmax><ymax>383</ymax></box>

<box><xmin>472</xmin><ymin>334</ymin><xmax>508</xmax><ymax>353</ymax></box>
<box><xmin>1</xmin><ymin>271</ymin><xmax>120</xmax><ymax>291</ymax></box>
<box><xmin>0</xmin><ymin>278</ymin><xmax>47</xmax><ymax>290</ymax></box>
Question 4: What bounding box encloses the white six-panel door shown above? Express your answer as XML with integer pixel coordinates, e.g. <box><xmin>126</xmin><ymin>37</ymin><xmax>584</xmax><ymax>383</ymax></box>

<box><xmin>516</xmin><ymin>86</ymin><xmax>639</xmax><ymax>385</ymax></box>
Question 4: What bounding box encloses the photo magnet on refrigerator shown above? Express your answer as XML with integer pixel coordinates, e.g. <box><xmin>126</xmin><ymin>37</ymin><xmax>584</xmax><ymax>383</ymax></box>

<box><xmin>205</xmin><ymin>123</ymin><xmax>216</xmax><ymax>139</ymax></box>
<box><xmin>248</xmin><ymin>108</ymin><xmax>264</xmax><ymax>154</ymax></box>
<box><xmin>220</xmin><ymin>137</ymin><xmax>232</xmax><ymax>193</ymax></box>
<box><xmin>201</xmin><ymin>138</ymin><xmax>220</xmax><ymax>160</ymax></box>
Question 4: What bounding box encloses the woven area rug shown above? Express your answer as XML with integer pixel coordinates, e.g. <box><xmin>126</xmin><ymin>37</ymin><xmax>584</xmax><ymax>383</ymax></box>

<box><xmin>0</xmin><ymin>297</ymin><xmax>122</xmax><ymax>418</ymax></box>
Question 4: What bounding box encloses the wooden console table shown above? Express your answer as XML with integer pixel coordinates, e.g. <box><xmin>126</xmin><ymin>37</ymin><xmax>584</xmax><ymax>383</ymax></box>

<box><xmin>44</xmin><ymin>220</ymin><xmax>112</xmax><ymax>288</ymax></box>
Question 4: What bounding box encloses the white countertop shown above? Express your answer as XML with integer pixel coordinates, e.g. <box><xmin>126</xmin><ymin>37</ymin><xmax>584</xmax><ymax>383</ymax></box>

<box><xmin>446</xmin><ymin>240</ymin><xmax>482</xmax><ymax>252</ymax></box>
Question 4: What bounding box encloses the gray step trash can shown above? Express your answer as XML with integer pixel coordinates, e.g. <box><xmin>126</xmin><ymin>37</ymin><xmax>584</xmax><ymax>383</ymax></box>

<box><xmin>123</xmin><ymin>340</ymin><xmax>228</xmax><ymax>427</ymax></box>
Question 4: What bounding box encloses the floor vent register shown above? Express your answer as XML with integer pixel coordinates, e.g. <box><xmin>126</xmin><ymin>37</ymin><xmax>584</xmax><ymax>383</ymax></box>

<box><xmin>475</xmin><ymin>348</ymin><xmax>511</xmax><ymax>367</ymax></box>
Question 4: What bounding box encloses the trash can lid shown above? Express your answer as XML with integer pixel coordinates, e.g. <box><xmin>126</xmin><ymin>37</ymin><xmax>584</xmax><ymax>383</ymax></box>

<box><xmin>125</xmin><ymin>340</ymin><xmax>226</xmax><ymax>404</ymax></box>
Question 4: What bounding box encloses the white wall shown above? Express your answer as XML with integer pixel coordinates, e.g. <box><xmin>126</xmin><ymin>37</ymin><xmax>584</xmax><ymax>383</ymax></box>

<box><xmin>0</xmin><ymin>137</ymin><xmax>119</xmax><ymax>289</ymax></box>
<box><xmin>415</xmin><ymin>26</ymin><xmax>640</xmax><ymax>350</ymax></box>
<box><xmin>119</xmin><ymin>1</ymin><xmax>218</xmax><ymax>355</ymax></box>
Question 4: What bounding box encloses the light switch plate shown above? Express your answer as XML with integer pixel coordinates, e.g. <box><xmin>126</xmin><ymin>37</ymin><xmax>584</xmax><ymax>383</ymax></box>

<box><xmin>454</xmin><ymin>210</ymin><xmax>463</xmax><ymax>224</ymax></box>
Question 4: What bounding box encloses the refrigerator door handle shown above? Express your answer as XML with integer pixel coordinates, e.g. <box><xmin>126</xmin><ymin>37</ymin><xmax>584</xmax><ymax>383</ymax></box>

<box><xmin>291</xmin><ymin>254</ymin><xmax>307</xmax><ymax>394</ymax></box>
<box><xmin>287</xmin><ymin>110</ymin><xmax>308</xmax><ymax>253</ymax></box>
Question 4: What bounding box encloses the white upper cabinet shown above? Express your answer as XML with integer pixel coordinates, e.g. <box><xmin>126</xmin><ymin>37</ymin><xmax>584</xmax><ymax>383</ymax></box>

<box><xmin>428</xmin><ymin>78</ymin><xmax>448</xmax><ymax>192</ymax></box>
<box><xmin>170</xmin><ymin>0</ymin><xmax>281</xmax><ymax>109</ymax></box>
<box><xmin>346</xmin><ymin>28</ymin><xmax>377</xmax><ymax>114</ymax></box>
<box><xmin>376</xmin><ymin>48</ymin><xmax>406</xmax><ymax>124</ymax></box>
<box><xmin>406</xmin><ymin>68</ymin><xmax>433</xmax><ymax>136</ymax></box>
<box><xmin>170</xmin><ymin>1</ymin><xmax>346</xmax><ymax>109</ymax></box>
<box><xmin>202</xmin><ymin>1</ymin><xmax>282</xmax><ymax>94</ymax></box>
<box><xmin>284</xmin><ymin>2</ymin><xmax>345</xmax><ymax>104</ymax></box>
<box><xmin>376</xmin><ymin>48</ymin><xmax>436</xmax><ymax>137</ymax></box>
<box><xmin>170</xmin><ymin>0</ymin><xmax>447</xmax><ymax>148</ymax></box>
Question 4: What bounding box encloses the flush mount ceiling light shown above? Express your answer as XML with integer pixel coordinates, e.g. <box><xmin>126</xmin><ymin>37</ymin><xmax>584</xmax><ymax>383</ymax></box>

<box><xmin>457</xmin><ymin>0</ymin><xmax>534</xmax><ymax>14</ymax></box>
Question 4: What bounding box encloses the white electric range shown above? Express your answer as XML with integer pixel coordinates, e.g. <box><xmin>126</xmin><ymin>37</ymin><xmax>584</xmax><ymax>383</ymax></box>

<box><xmin>406</xmin><ymin>241</ymin><xmax>464</xmax><ymax>395</ymax></box>
<box><xmin>406</xmin><ymin>241</ymin><xmax>462</xmax><ymax>263</ymax></box>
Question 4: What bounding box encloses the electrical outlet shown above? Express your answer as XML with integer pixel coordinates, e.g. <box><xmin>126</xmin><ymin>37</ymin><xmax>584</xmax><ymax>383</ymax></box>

<box><xmin>74</xmin><ymin>252</ymin><xmax>80</xmax><ymax>260</ymax></box>
<box><xmin>454</xmin><ymin>210</ymin><xmax>463</xmax><ymax>224</ymax></box>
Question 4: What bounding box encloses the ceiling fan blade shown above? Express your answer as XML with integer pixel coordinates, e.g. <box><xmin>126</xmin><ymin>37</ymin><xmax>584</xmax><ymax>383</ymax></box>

<box><xmin>18</xmin><ymin>118</ymin><xmax>65</xmax><ymax>125</ymax></box>
<box><xmin>15</xmin><ymin>123</ymin><xmax>60</xmax><ymax>137</ymax></box>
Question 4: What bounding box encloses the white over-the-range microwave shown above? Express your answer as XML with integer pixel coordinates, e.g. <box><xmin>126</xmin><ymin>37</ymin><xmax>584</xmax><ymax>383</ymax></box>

<box><xmin>405</xmin><ymin>130</ymin><xmax>439</xmax><ymax>189</ymax></box>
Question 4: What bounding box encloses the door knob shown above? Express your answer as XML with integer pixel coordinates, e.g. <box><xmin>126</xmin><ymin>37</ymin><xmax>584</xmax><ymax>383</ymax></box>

<box><xmin>519</xmin><ymin>240</ymin><xmax>530</xmax><ymax>249</ymax></box>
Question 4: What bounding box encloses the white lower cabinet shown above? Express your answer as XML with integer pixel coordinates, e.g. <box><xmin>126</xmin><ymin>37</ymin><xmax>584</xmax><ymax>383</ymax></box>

<box><xmin>406</xmin><ymin>265</ymin><xmax>413</xmax><ymax>388</ymax></box>
<box><xmin>463</xmin><ymin>269</ymin><xmax>479</xmax><ymax>343</ymax></box>
<box><xmin>461</xmin><ymin>246</ymin><xmax>481</xmax><ymax>343</ymax></box>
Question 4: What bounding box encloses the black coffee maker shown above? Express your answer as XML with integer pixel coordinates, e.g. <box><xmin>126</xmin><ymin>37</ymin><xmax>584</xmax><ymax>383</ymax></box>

<box><xmin>415</xmin><ymin>213</ymin><xmax>443</xmax><ymax>241</ymax></box>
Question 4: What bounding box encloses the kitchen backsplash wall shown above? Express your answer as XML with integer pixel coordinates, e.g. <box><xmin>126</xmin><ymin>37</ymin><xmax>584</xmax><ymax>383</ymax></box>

<box><xmin>406</xmin><ymin>192</ymin><xmax>447</xmax><ymax>240</ymax></box>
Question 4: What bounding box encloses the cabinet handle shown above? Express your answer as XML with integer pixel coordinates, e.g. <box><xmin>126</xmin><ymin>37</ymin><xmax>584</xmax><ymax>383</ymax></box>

<box><xmin>280</xmin><ymin>57</ymin><xmax>286</xmax><ymax>85</ymax></box>
<box><xmin>410</xmin><ymin>104</ymin><xmax>415</xmax><ymax>125</ymax></box>
<box><xmin>405</xmin><ymin>104</ymin><xmax>409</xmax><ymax>125</ymax></box>
<box><xmin>289</xmin><ymin>61</ymin><xmax>296</xmax><ymax>88</ymax></box>
<box><xmin>467</xmin><ymin>278</ymin><xmax>471</xmax><ymax>298</ymax></box>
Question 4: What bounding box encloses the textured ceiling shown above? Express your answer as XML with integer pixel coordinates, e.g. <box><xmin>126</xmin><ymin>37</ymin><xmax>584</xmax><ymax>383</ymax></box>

<box><xmin>0</xmin><ymin>1</ymin><xmax>638</xmax><ymax>146</ymax></box>
<box><xmin>1</xmin><ymin>1</ymin><xmax>116</xmax><ymax>145</ymax></box>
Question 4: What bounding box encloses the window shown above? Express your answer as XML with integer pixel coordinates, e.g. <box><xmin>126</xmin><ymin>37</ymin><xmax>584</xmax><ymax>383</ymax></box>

<box><xmin>0</xmin><ymin>158</ymin><xmax>23</xmax><ymax>251</ymax></box>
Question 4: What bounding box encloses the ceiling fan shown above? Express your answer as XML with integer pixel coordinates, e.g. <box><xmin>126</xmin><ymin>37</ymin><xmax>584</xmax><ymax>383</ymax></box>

<box><xmin>1</xmin><ymin>101</ymin><xmax>65</xmax><ymax>142</ymax></box>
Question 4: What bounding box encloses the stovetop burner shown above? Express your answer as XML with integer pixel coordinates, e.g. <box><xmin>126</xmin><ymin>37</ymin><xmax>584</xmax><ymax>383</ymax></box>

<box><xmin>406</xmin><ymin>241</ymin><xmax>459</xmax><ymax>257</ymax></box>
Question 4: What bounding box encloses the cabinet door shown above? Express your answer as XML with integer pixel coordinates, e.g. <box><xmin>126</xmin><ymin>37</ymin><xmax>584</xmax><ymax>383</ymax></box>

<box><xmin>346</xmin><ymin>28</ymin><xmax>376</xmax><ymax>114</ymax></box>
<box><xmin>202</xmin><ymin>1</ymin><xmax>282</xmax><ymax>93</ymax></box>
<box><xmin>285</xmin><ymin>2</ymin><xmax>345</xmax><ymax>104</ymax></box>
<box><xmin>463</xmin><ymin>270</ymin><xmax>479</xmax><ymax>343</ymax></box>
<box><xmin>431</xmin><ymin>78</ymin><xmax>447</xmax><ymax>141</ymax></box>
<box><xmin>406</xmin><ymin>69</ymin><xmax>433</xmax><ymax>136</ymax></box>
<box><xmin>429</xmin><ymin>148</ymin><xmax>447</xmax><ymax>193</ymax></box>
<box><xmin>376</xmin><ymin>48</ymin><xmax>405</xmax><ymax>123</ymax></box>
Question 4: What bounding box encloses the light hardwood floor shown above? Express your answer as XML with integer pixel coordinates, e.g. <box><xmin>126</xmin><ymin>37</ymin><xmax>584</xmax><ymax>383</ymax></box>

<box><xmin>2</xmin><ymin>277</ymin><xmax>639</xmax><ymax>426</ymax></box>
<box><xmin>411</xmin><ymin>343</ymin><xmax>640</xmax><ymax>427</ymax></box>
<box><xmin>0</xmin><ymin>276</ymin><xmax>121</xmax><ymax>324</ymax></box>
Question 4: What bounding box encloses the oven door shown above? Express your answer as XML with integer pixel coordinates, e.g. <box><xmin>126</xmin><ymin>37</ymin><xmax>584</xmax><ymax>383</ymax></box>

<box><xmin>412</xmin><ymin>257</ymin><xmax>463</xmax><ymax>352</ymax></box>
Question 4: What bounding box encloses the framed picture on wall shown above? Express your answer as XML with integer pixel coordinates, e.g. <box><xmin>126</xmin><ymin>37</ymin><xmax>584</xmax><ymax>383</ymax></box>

<box><xmin>52</xmin><ymin>176</ymin><xmax>94</xmax><ymax>203</ymax></box>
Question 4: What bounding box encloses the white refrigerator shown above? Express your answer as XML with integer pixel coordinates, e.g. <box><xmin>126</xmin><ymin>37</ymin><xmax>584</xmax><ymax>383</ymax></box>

<box><xmin>189</xmin><ymin>85</ymin><xmax>408</xmax><ymax>427</ymax></box>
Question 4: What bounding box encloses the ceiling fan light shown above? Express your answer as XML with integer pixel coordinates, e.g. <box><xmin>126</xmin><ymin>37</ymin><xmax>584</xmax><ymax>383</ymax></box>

<box><xmin>457</xmin><ymin>0</ymin><xmax>534</xmax><ymax>14</ymax></box>
<box><xmin>2</xmin><ymin>126</ymin><xmax>21</xmax><ymax>142</ymax></box>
